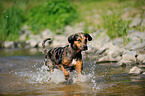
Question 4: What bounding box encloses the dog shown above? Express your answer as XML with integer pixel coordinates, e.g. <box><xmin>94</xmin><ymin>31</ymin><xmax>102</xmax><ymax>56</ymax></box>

<box><xmin>42</xmin><ymin>33</ymin><xmax>92</xmax><ymax>80</ymax></box>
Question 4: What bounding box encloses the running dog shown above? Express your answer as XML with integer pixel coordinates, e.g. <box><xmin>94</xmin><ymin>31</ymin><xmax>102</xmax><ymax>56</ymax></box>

<box><xmin>42</xmin><ymin>33</ymin><xmax>92</xmax><ymax>80</ymax></box>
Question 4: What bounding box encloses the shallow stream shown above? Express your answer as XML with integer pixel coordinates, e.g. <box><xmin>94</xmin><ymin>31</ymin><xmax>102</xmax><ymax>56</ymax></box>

<box><xmin>0</xmin><ymin>48</ymin><xmax>145</xmax><ymax>95</ymax></box>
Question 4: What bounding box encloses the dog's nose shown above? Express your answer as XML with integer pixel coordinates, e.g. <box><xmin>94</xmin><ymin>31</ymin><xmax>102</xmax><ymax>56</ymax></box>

<box><xmin>83</xmin><ymin>45</ymin><xmax>88</xmax><ymax>50</ymax></box>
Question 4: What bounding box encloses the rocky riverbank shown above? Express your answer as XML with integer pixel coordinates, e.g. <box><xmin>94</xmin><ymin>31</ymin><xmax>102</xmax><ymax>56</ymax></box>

<box><xmin>0</xmin><ymin>17</ymin><xmax>145</xmax><ymax>75</ymax></box>
<box><xmin>90</xmin><ymin>29</ymin><xmax>145</xmax><ymax>75</ymax></box>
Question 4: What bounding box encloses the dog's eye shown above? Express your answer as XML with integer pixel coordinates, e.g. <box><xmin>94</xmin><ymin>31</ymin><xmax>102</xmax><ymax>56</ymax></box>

<box><xmin>78</xmin><ymin>39</ymin><xmax>82</xmax><ymax>43</ymax></box>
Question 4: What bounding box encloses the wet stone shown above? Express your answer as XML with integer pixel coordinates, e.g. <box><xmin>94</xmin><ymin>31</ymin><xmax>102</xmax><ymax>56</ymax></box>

<box><xmin>4</xmin><ymin>41</ymin><xmax>14</xmax><ymax>48</ymax></box>
<box><xmin>129</xmin><ymin>66</ymin><xmax>143</xmax><ymax>75</ymax></box>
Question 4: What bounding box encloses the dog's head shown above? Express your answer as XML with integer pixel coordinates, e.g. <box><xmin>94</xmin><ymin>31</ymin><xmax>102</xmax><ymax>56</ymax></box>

<box><xmin>68</xmin><ymin>33</ymin><xmax>92</xmax><ymax>51</ymax></box>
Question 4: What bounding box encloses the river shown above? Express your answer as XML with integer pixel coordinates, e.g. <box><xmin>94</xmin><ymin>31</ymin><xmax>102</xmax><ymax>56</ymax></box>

<box><xmin>0</xmin><ymin>48</ymin><xmax>145</xmax><ymax>95</ymax></box>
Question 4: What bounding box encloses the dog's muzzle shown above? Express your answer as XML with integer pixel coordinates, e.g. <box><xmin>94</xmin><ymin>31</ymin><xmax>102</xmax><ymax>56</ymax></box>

<box><xmin>83</xmin><ymin>45</ymin><xmax>88</xmax><ymax>50</ymax></box>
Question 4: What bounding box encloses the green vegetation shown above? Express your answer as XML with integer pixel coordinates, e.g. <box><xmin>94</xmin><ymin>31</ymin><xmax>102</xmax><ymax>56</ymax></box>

<box><xmin>0</xmin><ymin>0</ymin><xmax>144</xmax><ymax>41</ymax></box>
<box><xmin>103</xmin><ymin>13</ymin><xmax>129</xmax><ymax>45</ymax></box>
<box><xmin>27</xmin><ymin>0</ymin><xmax>78</xmax><ymax>34</ymax></box>
<box><xmin>0</xmin><ymin>0</ymin><xmax>78</xmax><ymax>40</ymax></box>
<box><xmin>0</xmin><ymin>7</ymin><xmax>25</xmax><ymax>41</ymax></box>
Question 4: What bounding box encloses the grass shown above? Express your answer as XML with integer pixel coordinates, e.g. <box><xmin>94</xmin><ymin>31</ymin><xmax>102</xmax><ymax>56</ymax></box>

<box><xmin>0</xmin><ymin>0</ymin><xmax>144</xmax><ymax>41</ymax></box>
<box><xmin>103</xmin><ymin>13</ymin><xmax>129</xmax><ymax>45</ymax></box>
<box><xmin>0</xmin><ymin>0</ymin><xmax>78</xmax><ymax>41</ymax></box>
<box><xmin>0</xmin><ymin>6</ymin><xmax>25</xmax><ymax>41</ymax></box>
<box><xmin>27</xmin><ymin>0</ymin><xmax>78</xmax><ymax>34</ymax></box>
<box><xmin>73</xmin><ymin>0</ymin><xmax>144</xmax><ymax>45</ymax></box>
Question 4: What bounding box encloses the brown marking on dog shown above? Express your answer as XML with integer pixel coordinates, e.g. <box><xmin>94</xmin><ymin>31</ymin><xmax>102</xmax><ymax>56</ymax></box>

<box><xmin>75</xmin><ymin>60</ymin><xmax>82</xmax><ymax>81</ymax></box>
<box><xmin>57</xmin><ymin>65</ymin><xmax>69</xmax><ymax>80</ymax></box>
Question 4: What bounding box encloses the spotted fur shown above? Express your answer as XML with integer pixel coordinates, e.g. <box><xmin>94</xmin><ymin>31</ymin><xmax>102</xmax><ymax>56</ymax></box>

<box><xmin>42</xmin><ymin>33</ymin><xmax>92</xmax><ymax>80</ymax></box>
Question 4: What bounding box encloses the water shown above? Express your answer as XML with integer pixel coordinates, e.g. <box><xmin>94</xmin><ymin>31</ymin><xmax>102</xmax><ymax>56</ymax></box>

<box><xmin>0</xmin><ymin>48</ymin><xmax>145</xmax><ymax>95</ymax></box>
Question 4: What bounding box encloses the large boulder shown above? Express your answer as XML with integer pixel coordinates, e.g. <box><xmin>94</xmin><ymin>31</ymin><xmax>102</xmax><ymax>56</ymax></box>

<box><xmin>129</xmin><ymin>66</ymin><xmax>143</xmax><ymax>75</ymax></box>
<box><xmin>117</xmin><ymin>51</ymin><xmax>137</xmax><ymax>67</ymax></box>
<box><xmin>131</xmin><ymin>42</ymin><xmax>145</xmax><ymax>50</ymax></box>
<box><xmin>122</xmin><ymin>51</ymin><xmax>137</xmax><ymax>61</ymax></box>
<box><xmin>125</xmin><ymin>31</ymin><xmax>145</xmax><ymax>50</ymax></box>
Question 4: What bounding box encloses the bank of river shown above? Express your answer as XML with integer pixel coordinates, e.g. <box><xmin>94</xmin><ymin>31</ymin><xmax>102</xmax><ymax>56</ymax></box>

<box><xmin>0</xmin><ymin>48</ymin><xmax>145</xmax><ymax>95</ymax></box>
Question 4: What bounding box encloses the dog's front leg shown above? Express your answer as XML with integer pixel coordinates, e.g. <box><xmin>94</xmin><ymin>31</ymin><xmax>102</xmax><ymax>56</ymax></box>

<box><xmin>76</xmin><ymin>60</ymin><xmax>82</xmax><ymax>81</ymax></box>
<box><xmin>57</xmin><ymin>65</ymin><xmax>69</xmax><ymax>80</ymax></box>
<box><xmin>48</xmin><ymin>60</ymin><xmax>53</xmax><ymax>74</ymax></box>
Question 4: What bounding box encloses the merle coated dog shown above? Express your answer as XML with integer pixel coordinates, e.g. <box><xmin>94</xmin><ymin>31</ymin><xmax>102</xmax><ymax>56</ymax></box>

<box><xmin>42</xmin><ymin>33</ymin><xmax>92</xmax><ymax>80</ymax></box>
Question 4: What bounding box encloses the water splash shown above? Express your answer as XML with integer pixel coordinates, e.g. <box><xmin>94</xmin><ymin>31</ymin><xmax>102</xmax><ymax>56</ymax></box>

<box><xmin>24</xmin><ymin>64</ymin><xmax>65</xmax><ymax>84</ymax></box>
<box><xmin>15</xmin><ymin>61</ymin><xmax>101</xmax><ymax>91</ymax></box>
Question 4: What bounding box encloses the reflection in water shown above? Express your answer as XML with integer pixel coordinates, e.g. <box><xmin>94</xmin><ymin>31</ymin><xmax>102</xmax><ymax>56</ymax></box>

<box><xmin>0</xmin><ymin>49</ymin><xmax>145</xmax><ymax>95</ymax></box>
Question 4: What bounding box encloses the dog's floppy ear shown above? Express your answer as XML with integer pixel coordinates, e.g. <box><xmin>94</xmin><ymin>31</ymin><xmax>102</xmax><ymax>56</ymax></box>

<box><xmin>85</xmin><ymin>33</ymin><xmax>92</xmax><ymax>41</ymax></box>
<box><xmin>68</xmin><ymin>35</ymin><xmax>75</xmax><ymax>43</ymax></box>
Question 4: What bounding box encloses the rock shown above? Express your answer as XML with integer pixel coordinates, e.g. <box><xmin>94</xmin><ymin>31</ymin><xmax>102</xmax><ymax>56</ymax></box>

<box><xmin>26</xmin><ymin>39</ymin><xmax>41</xmax><ymax>48</ymax></box>
<box><xmin>127</xmin><ymin>31</ymin><xmax>145</xmax><ymax>41</ymax></box>
<box><xmin>125</xmin><ymin>41</ymin><xmax>139</xmax><ymax>50</ymax></box>
<box><xmin>100</xmin><ymin>35</ymin><xmax>110</xmax><ymax>46</ymax></box>
<box><xmin>138</xmin><ymin>65</ymin><xmax>145</xmax><ymax>68</ymax></box>
<box><xmin>129</xmin><ymin>66</ymin><xmax>143</xmax><ymax>75</ymax></box>
<box><xmin>101</xmin><ymin>42</ymin><xmax>124</xmax><ymax>59</ymax></box>
<box><xmin>41</xmin><ymin>29</ymin><xmax>54</xmax><ymax>39</ymax></box>
<box><xmin>118</xmin><ymin>59</ymin><xmax>133</xmax><ymax>67</ymax></box>
<box><xmin>143</xmin><ymin>60</ymin><xmax>145</xmax><ymax>64</ymax></box>
<box><xmin>141</xmin><ymin>19</ymin><xmax>145</xmax><ymax>27</ymax></box>
<box><xmin>129</xmin><ymin>18</ymin><xmax>141</xmax><ymax>27</ymax></box>
<box><xmin>96</xmin><ymin>56</ymin><xmax>117</xmax><ymax>64</ymax></box>
<box><xmin>4</xmin><ymin>41</ymin><xmax>14</xmax><ymax>48</ymax></box>
<box><xmin>128</xmin><ymin>30</ymin><xmax>137</xmax><ymax>34</ymax></box>
<box><xmin>19</xmin><ymin>30</ymin><xmax>31</xmax><ymax>41</ymax></box>
<box><xmin>88</xmin><ymin>39</ymin><xmax>102</xmax><ymax>50</ymax></box>
<box><xmin>142</xmin><ymin>72</ymin><xmax>145</xmax><ymax>75</ymax></box>
<box><xmin>51</xmin><ymin>35</ymin><xmax>67</xmax><ymax>47</ymax></box>
<box><xmin>107</xmin><ymin>47</ymin><xmax>124</xmax><ymax>59</ymax></box>
<box><xmin>122</xmin><ymin>51</ymin><xmax>137</xmax><ymax>61</ymax></box>
<box><xmin>95</xmin><ymin>48</ymin><xmax>108</xmax><ymax>55</ymax></box>
<box><xmin>137</xmin><ymin>54</ymin><xmax>145</xmax><ymax>62</ymax></box>
<box><xmin>29</xmin><ymin>34</ymin><xmax>41</xmax><ymax>40</ymax></box>
<box><xmin>101</xmin><ymin>42</ymin><xmax>114</xmax><ymax>50</ymax></box>
<box><xmin>17</xmin><ymin>42</ymin><xmax>28</xmax><ymax>48</ymax></box>
<box><xmin>131</xmin><ymin>42</ymin><xmax>145</xmax><ymax>50</ymax></box>
<box><xmin>19</xmin><ymin>28</ymin><xmax>31</xmax><ymax>41</ymax></box>
<box><xmin>118</xmin><ymin>51</ymin><xmax>137</xmax><ymax>67</ymax></box>
<box><xmin>19</xmin><ymin>33</ymin><xmax>28</xmax><ymax>41</ymax></box>
<box><xmin>125</xmin><ymin>31</ymin><xmax>145</xmax><ymax>50</ymax></box>
<box><xmin>65</xmin><ymin>25</ymin><xmax>74</xmax><ymax>35</ymax></box>
<box><xmin>112</xmin><ymin>38</ymin><xmax>124</xmax><ymax>47</ymax></box>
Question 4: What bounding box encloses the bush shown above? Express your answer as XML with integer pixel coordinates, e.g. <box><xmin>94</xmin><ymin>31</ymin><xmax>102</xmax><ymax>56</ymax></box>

<box><xmin>103</xmin><ymin>13</ymin><xmax>129</xmax><ymax>45</ymax></box>
<box><xmin>0</xmin><ymin>7</ymin><xmax>25</xmax><ymax>41</ymax></box>
<box><xmin>27</xmin><ymin>0</ymin><xmax>78</xmax><ymax>34</ymax></box>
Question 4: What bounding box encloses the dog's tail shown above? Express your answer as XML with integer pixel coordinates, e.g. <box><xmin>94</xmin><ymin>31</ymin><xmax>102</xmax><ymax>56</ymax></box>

<box><xmin>42</xmin><ymin>38</ymin><xmax>51</xmax><ymax>54</ymax></box>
